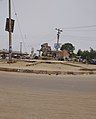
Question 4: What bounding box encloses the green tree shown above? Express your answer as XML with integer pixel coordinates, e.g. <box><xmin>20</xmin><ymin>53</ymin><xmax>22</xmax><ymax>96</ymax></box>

<box><xmin>77</xmin><ymin>49</ymin><xmax>82</xmax><ymax>56</ymax></box>
<box><xmin>77</xmin><ymin>48</ymin><xmax>96</xmax><ymax>60</ymax></box>
<box><xmin>60</xmin><ymin>43</ymin><xmax>75</xmax><ymax>53</ymax></box>
<box><xmin>89</xmin><ymin>48</ymin><xmax>96</xmax><ymax>59</ymax></box>
<box><xmin>82</xmin><ymin>50</ymin><xmax>90</xmax><ymax>60</ymax></box>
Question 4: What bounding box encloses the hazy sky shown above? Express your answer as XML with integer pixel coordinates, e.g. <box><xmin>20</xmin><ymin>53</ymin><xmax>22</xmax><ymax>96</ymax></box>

<box><xmin>0</xmin><ymin>0</ymin><xmax>96</xmax><ymax>53</ymax></box>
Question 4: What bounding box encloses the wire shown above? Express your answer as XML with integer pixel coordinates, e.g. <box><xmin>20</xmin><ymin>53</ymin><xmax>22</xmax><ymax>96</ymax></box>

<box><xmin>62</xmin><ymin>34</ymin><xmax>96</xmax><ymax>40</ymax></box>
<box><xmin>11</xmin><ymin>0</ymin><xmax>96</xmax><ymax>51</ymax></box>
<box><xmin>64</xmin><ymin>30</ymin><xmax>96</xmax><ymax>32</ymax></box>
<box><xmin>12</xmin><ymin>0</ymin><xmax>28</xmax><ymax>52</ymax></box>
<box><xmin>63</xmin><ymin>25</ymin><xmax>96</xmax><ymax>30</ymax></box>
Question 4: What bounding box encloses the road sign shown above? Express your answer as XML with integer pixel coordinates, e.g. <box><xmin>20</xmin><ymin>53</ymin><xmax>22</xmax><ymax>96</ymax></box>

<box><xmin>54</xmin><ymin>43</ymin><xmax>60</xmax><ymax>50</ymax></box>
<box><xmin>5</xmin><ymin>18</ymin><xmax>15</xmax><ymax>33</ymax></box>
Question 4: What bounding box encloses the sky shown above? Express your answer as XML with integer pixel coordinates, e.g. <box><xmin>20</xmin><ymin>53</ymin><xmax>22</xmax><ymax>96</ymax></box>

<box><xmin>0</xmin><ymin>0</ymin><xmax>96</xmax><ymax>53</ymax></box>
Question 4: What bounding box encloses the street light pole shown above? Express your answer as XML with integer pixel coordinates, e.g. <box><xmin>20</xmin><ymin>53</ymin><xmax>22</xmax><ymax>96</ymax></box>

<box><xmin>9</xmin><ymin>0</ymin><xmax>12</xmax><ymax>62</ymax></box>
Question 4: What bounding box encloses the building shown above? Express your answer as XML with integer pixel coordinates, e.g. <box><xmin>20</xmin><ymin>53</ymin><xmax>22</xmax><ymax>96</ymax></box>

<box><xmin>38</xmin><ymin>43</ymin><xmax>51</xmax><ymax>57</ymax></box>
<box><xmin>38</xmin><ymin>43</ymin><xmax>70</xmax><ymax>60</ymax></box>
<box><xmin>0</xmin><ymin>49</ymin><xmax>29</xmax><ymax>59</ymax></box>
<box><xmin>54</xmin><ymin>50</ymin><xmax>70</xmax><ymax>60</ymax></box>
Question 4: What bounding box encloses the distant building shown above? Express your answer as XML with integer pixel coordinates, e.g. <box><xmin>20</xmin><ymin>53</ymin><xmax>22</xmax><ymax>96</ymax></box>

<box><xmin>54</xmin><ymin>50</ymin><xmax>70</xmax><ymax>60</ymax></box>
<box><xmin>39</xmin><ymin>43</ymin><xmax>51</xmax><ymax>57</ymax></box>
<box><xmin>38</xmin><ymin>43</ymin><xmax>70</xmax><ymax>60</ymax></box>
<box><xmin>0</xmin><ymin>49</ymin><xmax>29</xmax><ymax>59</ymax></box>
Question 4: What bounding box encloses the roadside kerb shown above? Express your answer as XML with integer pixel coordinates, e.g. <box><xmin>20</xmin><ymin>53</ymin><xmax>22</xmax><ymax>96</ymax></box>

<box><xmin>0</xmin><ymin>67</ymin><xmax>96</xmax><ymax>75</ymax></box>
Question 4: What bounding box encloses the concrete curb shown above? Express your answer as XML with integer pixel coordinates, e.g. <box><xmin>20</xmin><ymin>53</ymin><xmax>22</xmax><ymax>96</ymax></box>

<box><xmin>0</xmin><ymin>67</ymin><xmax>96</xmax><ymax>75</ymax></box>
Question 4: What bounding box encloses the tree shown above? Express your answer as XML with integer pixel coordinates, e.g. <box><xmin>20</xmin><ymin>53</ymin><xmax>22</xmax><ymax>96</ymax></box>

<box><xmin>77</xmin><ymin>49</ymin><xmax>82</xmax><ymax>56</ymax></box>
<box><xmin>89</xmin><ymin>47</ymin><xmax>96</xmax><ymax>59</ymax></box>
<box><xmin>82</xmin><ymin>50</ymin><xmax>90</xmax><ymax>60</ymax></box>
<box><xmin>60</xmin><ymin>43</ymin><xmax>75</xmax><ymax>53</ymax></box>
<box><xmin>77</xmin><ymin>48</ymin><xmax>96</xmax><ymax>61</ymax></box>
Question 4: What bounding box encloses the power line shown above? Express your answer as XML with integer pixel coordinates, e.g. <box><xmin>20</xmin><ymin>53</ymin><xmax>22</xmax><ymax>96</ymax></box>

<box><xmin>12</xmin><ymin>0</ymin><xmax>27</xmax><ymax>52</ymax></box>
<box><xmin>63</xmin><ymin>25</ymin><xmax>96</xmax><ymax>30</ymax></box>
<box><xmin>62</xmin><ymin>34</ymin><xmax>96</xmax><ymax>40</ymax></box>
<box><xmin>64</xmin><ymin>30</ymin><xmax>96</xmax><ymax>32</ymax></box>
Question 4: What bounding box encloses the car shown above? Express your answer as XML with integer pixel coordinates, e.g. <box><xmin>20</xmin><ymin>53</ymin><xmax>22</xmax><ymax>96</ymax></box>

<box><xmin>89</xmin><ymin>59</ymin><xmax>96</xmax><ymax>65</ymax></box>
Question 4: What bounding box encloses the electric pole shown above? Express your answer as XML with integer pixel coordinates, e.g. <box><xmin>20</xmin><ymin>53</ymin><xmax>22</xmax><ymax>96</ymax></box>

<box><xmin>20</xmin><ymin>42</ymin><xmax>22</xmax><ymax>54</ymax></box>
<box><xmin>55</xmin><ymin>28</ymin><xmax>63</xmax><ymax>51</ymax></box>
<box><xmin>9</xmin><ymin>0</ymin><xmax>12</xmax><ymax>62</ymax></box>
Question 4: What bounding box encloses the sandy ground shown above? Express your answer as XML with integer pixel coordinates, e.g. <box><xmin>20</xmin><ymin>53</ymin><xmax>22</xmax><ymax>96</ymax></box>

<box><xmin>0</xmin><ymin>60</ymin><xmax>96</xmax><ymax>72</ymax></box>
<box><xmin>0</xmin><ymin>71</ymin><xmax>96</xmax><ymax>119</ymax></box>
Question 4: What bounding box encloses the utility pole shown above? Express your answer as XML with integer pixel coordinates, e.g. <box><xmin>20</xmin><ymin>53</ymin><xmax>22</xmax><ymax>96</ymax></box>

<box><xmin>30</xmin><ymin>47</ymin><xmax>34</xmax><ymax>59</ymax></box>
<box><xmin>20</xmin><ymin>42</ymin><xmax>22</xmax><ymax>54</ymax></box>
<box><xmin>9</xmin><ymin>0</ymin><xmax>12</xmax><ymax>62</ymax></box>
<box><xmin>55</xmin><ymin>28</ymin><xmax>63</xmax><ymax>44</ymax></box>
<box><xmin>55</xmin><ymin>28</ymin><xmax>63</xmax><ymax>51</ymax></box>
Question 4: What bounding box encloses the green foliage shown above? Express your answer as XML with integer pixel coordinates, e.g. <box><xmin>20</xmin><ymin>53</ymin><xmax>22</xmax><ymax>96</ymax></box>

<box><xmin>77</xmin><ymin>48</ymin><xmax>96</xmax><ymax>60</ymax></box>
<box><xmin>60</xmin><ymin>43</ymin><xmax>75</xmax><ymax>53</ymax></box>
<box><xmin>77</xmin><ymin>49</ymin><xmax>82</xmax><ymax>56</ymax></box>
<box><xmin>89</xmin><ymin>48</ymin><xmax>96</xmax><ymax>59</ymax></box>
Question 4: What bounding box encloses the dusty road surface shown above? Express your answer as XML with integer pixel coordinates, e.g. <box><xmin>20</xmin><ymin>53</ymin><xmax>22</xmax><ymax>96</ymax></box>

<box><xmin>0</xmin><ymin>71</ymin><xmax>96</xmax><ymax>119</ymax></box>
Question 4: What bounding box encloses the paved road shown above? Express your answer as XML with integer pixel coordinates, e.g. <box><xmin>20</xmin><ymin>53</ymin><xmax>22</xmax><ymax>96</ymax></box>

<box><xmin>0</xmin><ymin>71</ymin><xmax>96</xmax><ymax>119</ymax></box>
<box><xmin>0</xmin><ymin>71</ymin><xmax>96</xmax><ymax>92</ymax></box>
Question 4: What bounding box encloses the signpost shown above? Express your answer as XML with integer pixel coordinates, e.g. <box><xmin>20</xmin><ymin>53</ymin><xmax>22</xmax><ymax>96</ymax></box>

<box><xmin>5</xmin><ymin>18</ymin><xmax>15</xmax><ymax>33</ymax></box>
<box><xmin>8</xmin><ymin>0</ymin><xmax>12</xmax><ymax>62</ymax></box>
<box><xmin>5</xmin><ymin>0</ymin><xmax>15</xmax><ymax>62</ymax></box>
